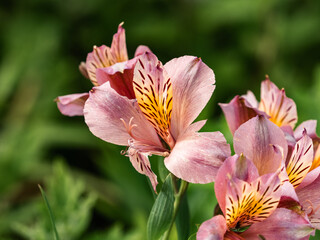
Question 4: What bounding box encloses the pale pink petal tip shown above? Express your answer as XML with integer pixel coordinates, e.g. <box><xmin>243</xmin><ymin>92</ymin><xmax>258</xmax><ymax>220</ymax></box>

<box><xmin>165</xmin><ymin>56</ymin><xmax>215</xmax><ymax>138</ymax></box>
<box><xmin>164</xmin><ymin>129</ymin><xmax>230</xmax><ymax>184</ymax></box>
<box><xmin>197</xmin><ymin>215</ymin><xmax>227</xmax><ymax>240</ymax></box>
<box><xmin>234</xmin><ymin>115</ymin><xmax>288</xmax><ymax>175</ymax></box>
<box><xmin>219</xmin><ymin>95</ymin><xmax>260</xmax><ymax>135</ymax></box>
<box><xmin>241</xmin><ymin>208</ymin><xmax>314</xmax><ymax>239</ymax></box>
<box><xmin>134</xmin><ymin>45</ymin><xmax>152</xmax><ymax>57</ymax></box>
<box><xmin>56</xmin><ymin>93</ymin><xmax>89</xmax><ymax>116</ymax></box>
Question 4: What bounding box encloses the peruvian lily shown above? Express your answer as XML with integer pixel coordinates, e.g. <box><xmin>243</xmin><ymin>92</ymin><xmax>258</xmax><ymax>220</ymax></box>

<box><xmin>197</xmin><ymin>154</ymin><xmax>314</xmax><ymax>240</ymax></box>
<box><xmin>234</xmin><ymin>115</ymin><xmax>320</xmax><ymax>229</ymax></box>
<box><xmin>84</xmin><ymin>52</ymin><xmax>230</xmax><ymax>191</ymax></box>
<box><xmin>219</xmin><ymin>76</ymin><xmax>297</xmax><ymax>135</ymax></box>
<box><xmin>56</xmin><ymin>22</ymin><xmax>150</xmax><ymax>116</ymax></box>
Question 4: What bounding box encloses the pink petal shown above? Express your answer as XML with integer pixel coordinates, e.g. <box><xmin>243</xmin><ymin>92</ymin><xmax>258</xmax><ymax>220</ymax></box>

<box><xmin>86</xmin><ymin>45</ymin><xmax>113</xmax><ymax>86</ymax></box>
<box><xmin>234</xmin><ymin>115</ymin><xmax>288</xmax><ymax>175</ymax></box>
<box><xmin>164</xmin><ymin>56</ymin><xmax>215</xmax><ymax>139</ymax></box>
<box><xmin>197</xmin><ymin>215</ymin><xmax>227</xmax><ymax>240</ymax></box>
<box><xmin>164</xmin><ymin>128</ymin><xmax>230</xmax><ymax>184</ymax></box>
<box><xmin>259</xmin><ymin>79</ymin><xmax>297</xmax><ymax>128</ymax></box>
<box><xmin>286</xmin><ymin>133</ymin><xmax>314</xmax><ymax>188</ymax></box>
<box><xmin>215</xmin><ymin>155</ymin><xmax>259</xmax><ymax>216</ymax></box>
<box><xmin>110</xmin><ymin>22</ymin><xmax>128</xmax><ymax>63</ymax></box>
<box><xmin>85</xmin><ymin>23</ymin><xmax>129</xmax><ymax>86</ymax></box>
<box><xmin>134</xmin><ymin>45</ymin><xmax>152</xmax><ymax>57</ymax></box>
<box><xmin>219</xmin><ymin>95</ymin><xmax>261</xmax><ymax>135</ymax></box>
<box><xmin>294</xmin><ymin>120</ymin><xmax>319</xmax><ymax>141</ymax></box>
<box><xmin>133</xmin><ymin>52</ymin><xmax>175</xmax><ymax>148</ymax></box>
<box><xmin>241</xmin><ymin>208</ymin><xmax>314</xmax><ymax>240</ymax></box>
<box><xmin>242</xmin><ymin>90</ymin><xmax>259</xmax><ymax>108</ymax></box>
<box><xmin>55</xmin><ymin>93</ymin><xmax>89</xmax><ymax>116</ymax></box>
<box><xmin>83</xmin><ymin>82</ymin><xmax>161</xmax><ymax>147</ymax></box>
<box><xmin>127</xmin><ymin>147</ymin><xmax>158</xmax><ymax>192</ymax></box>
<box><xmin>96</xmin><ymin>58</ymin><xmax>137</xmax><ymax>99</ymax></box>
<box><xmin>296</xmin><ymin>174</ymin><xmax>320</xmax><ymax>229</ymax></box>
<box><xmin>298</xmin><ymin>166</ymin><xmax>320</xmax><ymax>190</ymax></box>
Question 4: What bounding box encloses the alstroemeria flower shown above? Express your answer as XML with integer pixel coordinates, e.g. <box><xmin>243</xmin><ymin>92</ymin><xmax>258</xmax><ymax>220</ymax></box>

<box><xmin>197</xmin><ymin>155</ymin><xmax>314</xmax><ymax>240</ymax></box>
<box><xmin>220</xmin><ymin>76</ymin><xmax>297</xmax><ymax>135</ymax></box>
<box><xmin>234</xmin><ymin>115</ymin><xmax>320</xmax><ymax>229</ymax></box>
<box><xmin>56</xmin><ymin>22</ymin><xmax>151</xmax><ymax>116</ymax></box>
<box><xmin>84</xmin><ymin>52</ymin><xmax>230</xmax><ymax>191</ymax></box>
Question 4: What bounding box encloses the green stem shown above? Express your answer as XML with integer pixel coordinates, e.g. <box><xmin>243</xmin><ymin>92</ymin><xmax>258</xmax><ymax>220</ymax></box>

<box><xmin>162</xmin><ymin>177</ymin><xmax>189</xmax><ymax>240</ymax></box>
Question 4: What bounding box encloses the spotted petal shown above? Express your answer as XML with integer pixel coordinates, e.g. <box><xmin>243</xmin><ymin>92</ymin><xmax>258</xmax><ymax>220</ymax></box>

<box><xmin>127</xmin><ymin>147</ymin><xmax>158</xmax><ymax>192</ymax></box>
<box><xmin>133</xmin><ymin>52</ymin><xmax>174</xmax><ymax>148</ymax></box>
<box><xmin>225</xmin><ymin>173</ymin><xmax>281</xmax><ymax>229</ymax></box>
<box><xmin>259</xmin><ymin>78</ymin><xmax>297</xmax><ymax>128</ymax></box>
<box><xmin>86</xmin><ymin>23</ymin><xmax>128</xmax><ymax>86</ymax></box>
<box><xmin>286</xmin><ymin>132</ymin><xmax>314</xmax><ymax>188</ymax></box>
<box><xmin>215</xmin><ymin>155</ymin><xmax>260</xmax><ymax>216</ymax></box>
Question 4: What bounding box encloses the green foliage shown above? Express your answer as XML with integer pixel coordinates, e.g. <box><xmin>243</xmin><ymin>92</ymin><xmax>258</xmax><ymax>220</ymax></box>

<box><xmin>147</xmin><ymin>175</ymin><xmax>174</xmax><ymax>240</ymax></box>
<box><xmin>12</xmin><ymin>162</ymin><xmax>96</xmax><ymax>240</ymax></box>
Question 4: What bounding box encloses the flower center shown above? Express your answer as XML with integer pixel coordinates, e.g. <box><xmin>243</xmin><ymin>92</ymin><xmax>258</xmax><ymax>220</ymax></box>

<box><xmin>133</xmin><ymin>58</ymin><xmax>174</xmax><ymax>149</ymax></box>
<box><xmin>226</xmin><ymin>177</ymin><xmax>280</xmax><ymax>229</ymax></box>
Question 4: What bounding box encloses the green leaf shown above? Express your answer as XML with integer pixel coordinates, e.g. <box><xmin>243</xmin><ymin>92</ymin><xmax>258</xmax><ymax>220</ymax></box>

<box><xmin>175</xmin><ymin>192</ymin><xmax>190</xmax><ymax>240</ymax></box>
<box><xmin>147</xmin><ymin>175</ymin><xmax>174</xmax><ymax>240</ymax></box>
<box><xmin>38</xmin><ymin>184</ymin><xmax>60</xmax><ymax>240</ymax></box>
<box><xmin>157</xmin><ymin>156</ymin><xmax>169</xmax><ymax>183</ymax></box>
<box><xmin>187</xmin><ymin>232</ymin><xmax>197</xmax><ymax>240</ymax></box>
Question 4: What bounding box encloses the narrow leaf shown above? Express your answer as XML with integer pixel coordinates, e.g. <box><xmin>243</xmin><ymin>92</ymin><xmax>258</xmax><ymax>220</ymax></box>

<box><xmin>176</xmin><ymin>192</ymin><xmax>190</xmax><ymax>240</ymax></box>
<box><xmin>187</xmin><ymin>232</ymin><xmax>197</xmax><ymax>240</ymax></box>
<box><xmin>38</xmin><ymin>184</ymin><xmax>60</xmax><ymax>240</ymax></box>
<box><xmin>147</xmin><ymin>175</ymin><xmax>174</xmax><ymax>240</ymax></box>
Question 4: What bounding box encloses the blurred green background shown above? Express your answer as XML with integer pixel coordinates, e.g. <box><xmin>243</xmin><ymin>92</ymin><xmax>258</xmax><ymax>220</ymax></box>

<box><xmin>0</xmin><ymin>0</ymin><xmax>320</xmax><ymax>239</ymax></box>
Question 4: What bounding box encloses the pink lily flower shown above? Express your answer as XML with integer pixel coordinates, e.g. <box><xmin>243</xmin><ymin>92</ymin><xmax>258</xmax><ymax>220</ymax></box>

<box><xmin>56</xmin><ymin>22</ymin><xmax>151</xmax><ymax>116</ymax></box>
<box><xmin>219</xmin><ymin>76</ymin><xmax>297</xmax><ymax>135</ymax></box>
<box><xmin>197</xmin><ymin>155</ymin><xmax>314</xmax><ymax>240</ymax></box>
<box><xmin>84</xmin><ymin>52</ymin><xmax>230</xmax><ymax>191</ymax></box>
<box><xmin>234</xmin><ymin>115</ymin><xmax>320</xmax><ymax>229</ymax></box>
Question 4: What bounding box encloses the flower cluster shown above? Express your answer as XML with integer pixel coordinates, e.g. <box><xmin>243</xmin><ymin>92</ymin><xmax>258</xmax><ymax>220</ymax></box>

<box><xmin>56</xmin><ymin>23</ymin><xmax>319</xmax><ymax>239</ymax></box>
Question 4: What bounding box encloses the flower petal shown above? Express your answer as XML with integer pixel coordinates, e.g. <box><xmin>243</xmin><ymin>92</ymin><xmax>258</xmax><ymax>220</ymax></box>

<box><xmin>234</xmin><ymin>115</ymin><xmax>288</xmax><ymax>175</ymax></box>
<box><xmin>86</xmin><ymin>23</ymin><xmax>128</xmax><ymax>86</ymax></box>
<box><xmin>242</xmin><ymin>90</ymin><xmax>259</xmax><ymax>108</ymax></box>
<box><xmin>286</xmin><ymin>133</ymin><xmax>314</xmax><ymax>188</ymax></box>
<box><xmin>55</xmin><ymin>93</ymin><xmax>89</xmax><ymax>116</ymax></box>
<box><xmin>241</xmin><ymin>208</ymin><xmax>314</xmax><ymax>240</ymax></box>
<box><xmin>219</xmin><ymin>95</ymin><xmax>263</xmax><ymax>135</ymax></box>
<box><xmin>225</xmin><ymin>173</ymin><xmax>281</xmax><ymax>228</ymax></box>
<box><xmin>164</xmin><ymin>56</ymin><xmax>215</xmax><ymax>138</ymax></box>
<box><xmin>294</xmin><ymin>120</ymin><xmax>319</xmax><ymax>141</ymax></box>
<box><xmin>96</xmin><ymin>58</ymin><xmax>137</xmax><ymax>99</ymax></box>
<box><xmin>127</xmin><ymin>147</ymin><xmax>158</xmax><ymax>192</ymax></box>
<box><xmin>84</xmin><ymin>82</ymin><xmax>161</xmax><ymax>146</ymax></box>
<box><xmin>215</xmin><ymin>155</ymin><xmax>259</xmax><ymax>216</ymax></box>
<box><xmin>133</xmin><ymin>52</ymin><xmax>174</xmax><ymax>148</ymax></box>
<box><xmin>110</xmin><ymin>22</ymin><xmax>128</xmax><ymax>63</ymax></box>
<box><xmin>259</xmin><ymin>79</ymin><xmax>297</xmax><ymax>128</ymax></box>
<box><xmin>134</xmin><ymin>45</ymin><xmax>152</xmax><ymax>57</ymax></box>
<box><xmin>296</xmin><ymin>173</ymin><xmax>320</xmax><ymax>229</ymax></box>
<box><xmin>197</xmin><ymin>215</ymin><xmax>228</xmax><ymax>240</ymax></box>
<box><xmin>164</xmin><ymin>128</ymin><xmax>230</xmax><ymax>184</ymax></box>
